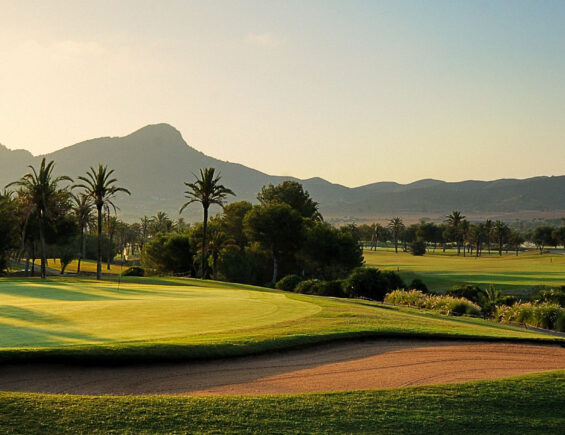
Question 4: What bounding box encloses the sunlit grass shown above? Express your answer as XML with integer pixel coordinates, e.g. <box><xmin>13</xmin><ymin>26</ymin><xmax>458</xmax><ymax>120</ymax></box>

<box><xmin>0</xmin><ymin>371</ymin><xmax>563</xmax><ymax>434</ymax></box>
<box><xmin>364</xmin><ymin>248</ymin><xmax>565</xmax><ymax>294</ymax></box>
<box><xmin>0</xmin><ymin>276</ymin><xmax>557</xmax><ymax>363</ymax></box>
<box><xmin>29</xmin><ymin>258</ymin><xmax>125</xmax><ymax>275</ymax></box>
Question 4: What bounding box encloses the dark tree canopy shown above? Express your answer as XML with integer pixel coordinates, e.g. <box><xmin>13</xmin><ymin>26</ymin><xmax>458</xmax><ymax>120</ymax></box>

<box><xmin>257</xmin><ymin>181</ymin><xmax>322</xmax><ymax>221</ymax></box>
<box><xmin>244</xmin><ymin>203</ymin><xmax>304</xmax><ymax>283</ymax></box>
<box><xmin>300</xmin><ymin>222</ymin><xmax>363</xmax><ymax>280</ymax></box>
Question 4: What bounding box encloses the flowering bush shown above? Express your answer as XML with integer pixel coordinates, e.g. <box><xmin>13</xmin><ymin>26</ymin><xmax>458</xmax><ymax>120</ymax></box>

<box><xmin>495</xmin><ymin>302</ymin><xmax>564</xmax><ymax>331</ymax></box>
<box><xmin>385</xmin><ymin>290</ymin><xmax>481</xmax><ymax>316</ymax></box>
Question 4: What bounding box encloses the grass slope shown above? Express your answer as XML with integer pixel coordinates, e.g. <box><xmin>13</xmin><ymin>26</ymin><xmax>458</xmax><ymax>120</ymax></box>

<box><xmin>0</xmin><ymin>276</ymin><xmax>557</xmax><ymax>364</ymax></box>
<box><xmin>364</xmin><ymin>248</ymin><xmax>565</xmax><ymax>295</ymax></box>
<box><xmin>0</xmin><ymin>371</ymin><xmax>563</xmax><ymax>434</ymax></box>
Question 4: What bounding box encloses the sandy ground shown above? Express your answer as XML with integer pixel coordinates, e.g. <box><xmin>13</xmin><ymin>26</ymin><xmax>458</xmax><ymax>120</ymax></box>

<box><xmin>0</xmin><ymin>340</ymin><xmax>563</xmax><ymax>396</ymax></box>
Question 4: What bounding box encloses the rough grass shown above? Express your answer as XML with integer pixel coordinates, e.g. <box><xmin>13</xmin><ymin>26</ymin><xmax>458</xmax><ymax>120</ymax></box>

<box><xmin>0</xmin><ymin>276</ymin><xmax>558</xmax><ymax>364</ymax></box>
<box><xmin>364</xmin><ymin>248</ymin><xmax>565</xmax><ymax>295</ymax></box>
<box><xmin>0</xmin><ymin>371</ymin><xmax>563</xmax><ymax>434</ymax></box>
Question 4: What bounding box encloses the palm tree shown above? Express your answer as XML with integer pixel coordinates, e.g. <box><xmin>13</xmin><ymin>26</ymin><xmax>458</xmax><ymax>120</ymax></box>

<box><xmin>180</xmin><ymin>168</ymin><xmax>235</xmax><ymax>278</ymax></box>
<box><xmin>445</xmin><ymin>211</ymin><xmax>465</xmax><ymax>255</ymax></box>
<box><xmin>71</xmin><ymin>192</ymin><xmax>94</xmax><ymax>274</ymax></box>
<box><xmin>492</xmin><ymin>220</ymin><xmax>509</xmax><ymax>256</ymax></box>
<box><xmin>7</xmin><ymin>158</ymin><xmax>72</xmax><ymax>279</ymax></box>
<box><xmin>388</xmin><ymin>217</ymin><xmax>405</xmax><ymax>253</ymax></box>
<box><xmin>203</xmin><ymin>221</ymin><xmax>237</xmax><ymax>280</ymax></box>
<box><xmin>75</xmin><ymin>165</ymin><xmax>130</xmax><ymax>280</ymax></box>
<box><xmin>484</xmin><ymin>219</ymin><xmax>493</xmax><ymax>255</ymax></box>
<box><xmin>152</xmin><ymin>211</ymin><xmax>173</xmax><ymax>234</ymax></box>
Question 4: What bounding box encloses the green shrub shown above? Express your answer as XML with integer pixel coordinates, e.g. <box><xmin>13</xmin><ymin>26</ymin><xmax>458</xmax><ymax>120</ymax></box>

<box><xmin>313</xmin><ymin>280</ymin><xmax>346</xmax><ymax>298</ymax></box>
<box><xmin>385</xmin><ymin>290</ymin><xmax>481</xmax><ymax>316</ymax></box>
<box><xmin>382</xmin><ymin>270</ymin><xmax>406</xmax><ymax>292</ymax></box>
<box><xmin>446</xmin><ymin>285</ymin><xmax>483</xmax><ymax>304</ymax></box>
<box><xmin>533</xmin><ymin>289</ymin><xmax>565</xmax><ymax>307</ymax></box>
<box><xmin>409</xmin><ymin>278</ymin><xmax>428</xmax><ymax>293</ymax></box>
<box><xmin>344</xmin><ymin>268</ymin><xmax>404</xmax><ymax>301</ymax></box>
<box><xmin>410</xmin><ymin>239</ymin><xmax>426</xmax><ymax>256</ymax></box>
<box><xmin>385</xmin><ymin>290</ymin><xmax>428</xmax><ymax>307</ymax></box>
<box><xmin>275</xmin><ymin>274</ymin><xmax>303</xmax><ymax>292</ymax></box>
<box><xmin>295</xmin><ymin>279</ymin><xmax>321</xmax><ymax>294</ymax></box>
<box><xmin>556</xmin><ymin>312</ymin><xmax>565</xmax><ymax>332</ymax></box>
<box><xmin>121</xmin><ymin>266</ymin><xmax>144</xmax><ymax>277</ymax></box>
<box><xmin>495</xmin><ymin>302</ymin><xmax>564</xmax><ymax>331</ymax></box>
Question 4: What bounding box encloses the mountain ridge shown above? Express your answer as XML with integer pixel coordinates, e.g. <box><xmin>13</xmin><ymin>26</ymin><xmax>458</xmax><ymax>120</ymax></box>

<box><xmin>1</xmin><ymin>123</ymin><xmax>564</xmax><ymax>221</ymax></box>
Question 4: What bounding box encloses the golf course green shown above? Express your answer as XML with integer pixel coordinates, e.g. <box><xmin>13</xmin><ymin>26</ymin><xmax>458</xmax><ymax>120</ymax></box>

<box><xmin>0</xmin><ymin>276</ymin><xmax>559</xmax><ymax>364</ymax></box>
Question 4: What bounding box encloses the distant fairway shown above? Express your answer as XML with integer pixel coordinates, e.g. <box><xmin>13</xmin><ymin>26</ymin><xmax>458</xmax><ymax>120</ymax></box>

<box><xmin>30</xmin><ymin>259</ymin><xmax>124</xmax><ymax>275</ymax></box>
<box><xmin>0</xmin><ymin>276</ymin><xmax>558</xmax><ymax>363</ymax></box>
<box><xmin>364</xmin><ymin>248</ymin><xmax>565</xmax><ymax>295</ymax></box>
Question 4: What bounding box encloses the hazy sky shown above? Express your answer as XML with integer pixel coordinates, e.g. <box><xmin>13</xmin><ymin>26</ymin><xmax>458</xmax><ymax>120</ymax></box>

<box><xmin>1</xmin><ymin>1</ymin><xmax>564</xmax><ymax>187</ymax></box>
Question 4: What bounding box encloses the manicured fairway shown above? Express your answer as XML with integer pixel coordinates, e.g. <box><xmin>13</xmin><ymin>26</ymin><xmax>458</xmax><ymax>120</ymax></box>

<box><xmin>0</xmin><ymin>276</ymin><xmax>557</xmax><ymax>363</ymax></box>
<box><xmin>364</xmin><ymin>248</ymin><xmax>565</xmax><ymax>294</ymax></box>
<box><xmin>0</xmin><ymin>371</ymin><xmax>563</xmax><ymax>434</ymax></box>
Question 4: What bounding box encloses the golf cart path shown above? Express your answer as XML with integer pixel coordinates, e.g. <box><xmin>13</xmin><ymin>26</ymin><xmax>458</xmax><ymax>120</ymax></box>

<box><xmin>1</xmin><ymin>340</ymin><xmax>563</xmax><ymax>396</ymax></box>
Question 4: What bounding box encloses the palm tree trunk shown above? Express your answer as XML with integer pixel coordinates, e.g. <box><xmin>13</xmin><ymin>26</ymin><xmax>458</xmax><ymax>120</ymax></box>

<box><xmin>200</xmin><ymin>206</ymin><xmax>209</xmax><ymax>278</ymax></box>
<box><xmin>39</xmin><ymin>212</ymin><xmax>47</xmax><ymax>279</ymax></box>
<box><xmin>97</xmin><ymin>204</ymin><xmax>102</xmax><ymax>280</ymax></box>
<box><xmin>31</xmin><ymin>243</ymin><xmax>36</xmax><ymax>277</ymax></box>
<box><xmin>77</xmin><ymin>226</ymin><xmax>84</xmax><ymax>274</ymax></box>
<box><xmin>272</xmin><ymin>252</ymin><xmax>278</xmax><ymax>284</ymax></box>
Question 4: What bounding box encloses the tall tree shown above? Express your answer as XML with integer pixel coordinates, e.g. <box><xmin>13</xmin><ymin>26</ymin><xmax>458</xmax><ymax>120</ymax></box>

<box><xmin>388</xmin><ymin>217</ymin><xmax>405</xmax><ymax>253</ymax></box>
<box><xmin>75</xmin><ymin>165</ymin><xmax>130</xmax><ymax>280</ymax></box>
<box><xmin>445</xmin><ymin>211</ymin><xmax>465</xmax><ymax>255</ymax></box>
<box><xmin>492</xmin><ymin>220</ymin><xmax>510</xmax><ymax>256</ymax></box>
<box><xmin>484</xmin><ymin>219</ymin><xmax>493</xmax><ymax>254</ymax></box>
<box><xmin>469</xmin><ymin>223</ymin><xmax>486</xmax><ymax>257</ymax></box>
<box><xmin>221</xmin><ymin>201</ymin><xmax>253</xmax><ymax>250</ymax></box>
<box><xmin>71</xmin><ymin>192</ymin><xmax>94</xmax><ymax>274</ymax></box>
<box><xmin>180</xmin><ymin>168</ymin><xmax>235</xmax><ymax>278</ymax></box>
<box><xmin>244</xmin><ymin>203</ymin><xmax>304</xmax><ymax>283</ymax></box>
<box><xmin>7</xmin><ymin>158</ymin><xmax>72</xmax><ymax>279</ymax></box>
<box><xmin>531</xmin><ymin>226</ymin><xmax>554</xmax><ymax>255</ymax></box>
<box><xmin>370</xmin><ymin>223</ymin><xmax>387</xmax><ymax>251</ymax></box>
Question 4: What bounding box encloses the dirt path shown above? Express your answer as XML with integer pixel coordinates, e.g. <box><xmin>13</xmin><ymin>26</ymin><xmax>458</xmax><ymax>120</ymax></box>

<box><xmin>1</xmin><ymin>340</ymin><xmax>563</xmax><ymax>396</ymax></box>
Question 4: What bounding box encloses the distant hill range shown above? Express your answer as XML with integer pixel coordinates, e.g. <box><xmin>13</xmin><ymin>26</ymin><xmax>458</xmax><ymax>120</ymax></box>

<box><xmin>1</xmin><ymin>123</ymin><xmax>564</xmax><ymax>222</ymax></box>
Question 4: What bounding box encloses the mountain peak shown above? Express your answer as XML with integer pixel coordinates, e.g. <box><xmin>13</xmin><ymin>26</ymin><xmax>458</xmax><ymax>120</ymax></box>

<box><xmin>127</xmin><ymin>123</ymin><xmax>185</xmax><ymax>143</ymax></box>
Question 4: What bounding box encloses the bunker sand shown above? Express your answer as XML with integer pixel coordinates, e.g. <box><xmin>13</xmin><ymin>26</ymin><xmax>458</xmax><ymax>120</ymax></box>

<box><xmin>0</xmin><ymin>340</ymin><xmax>563</xmax><ymax>396</ymax></box>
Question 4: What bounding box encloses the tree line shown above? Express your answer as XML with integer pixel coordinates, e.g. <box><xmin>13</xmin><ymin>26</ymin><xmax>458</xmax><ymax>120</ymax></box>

<box><xmin>357</xmin><ymin>212</ymin><xmax>565</xmax><ymax>256</ymax></box>
<box><xmin>1</xmin><ymin>159</ymin><xmax>130</xmax><ymax>279</ymax></box>
<box><xmin>2</xmin><ymin>160</ymin><xmax>564</xmax><ymax>283</ymax></box>
<box><xmin>1</xmin><ymin>164</ymin><xmax>363</xmax><ymax>286</ymax></box>
<box><xmin>144</xmin><ymin>170</ymin><xmax>363</xmax><ymax>285</ymax></box>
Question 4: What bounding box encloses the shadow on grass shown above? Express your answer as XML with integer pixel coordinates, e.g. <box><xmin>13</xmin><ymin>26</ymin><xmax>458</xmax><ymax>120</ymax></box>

<box><xmin>0</xmin><ymin>306</ymin><xmax>72</xmax><ymax>325</ymax></box>
<box><xmin>0</xmin><ymin>283</ymin><xmax>120</xmax><ymax>301</ymax></box>
<box><xmin>0</xmin><ymin>321</ymin><xmax>109</xmax><ymax>349</ymax></box>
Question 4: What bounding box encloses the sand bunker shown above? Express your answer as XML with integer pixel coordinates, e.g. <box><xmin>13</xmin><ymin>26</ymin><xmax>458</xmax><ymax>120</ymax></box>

<box><xmin>0</xmin><ymin>340</ymin><xmax>563</xmax><ymax>396</ymax></box>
